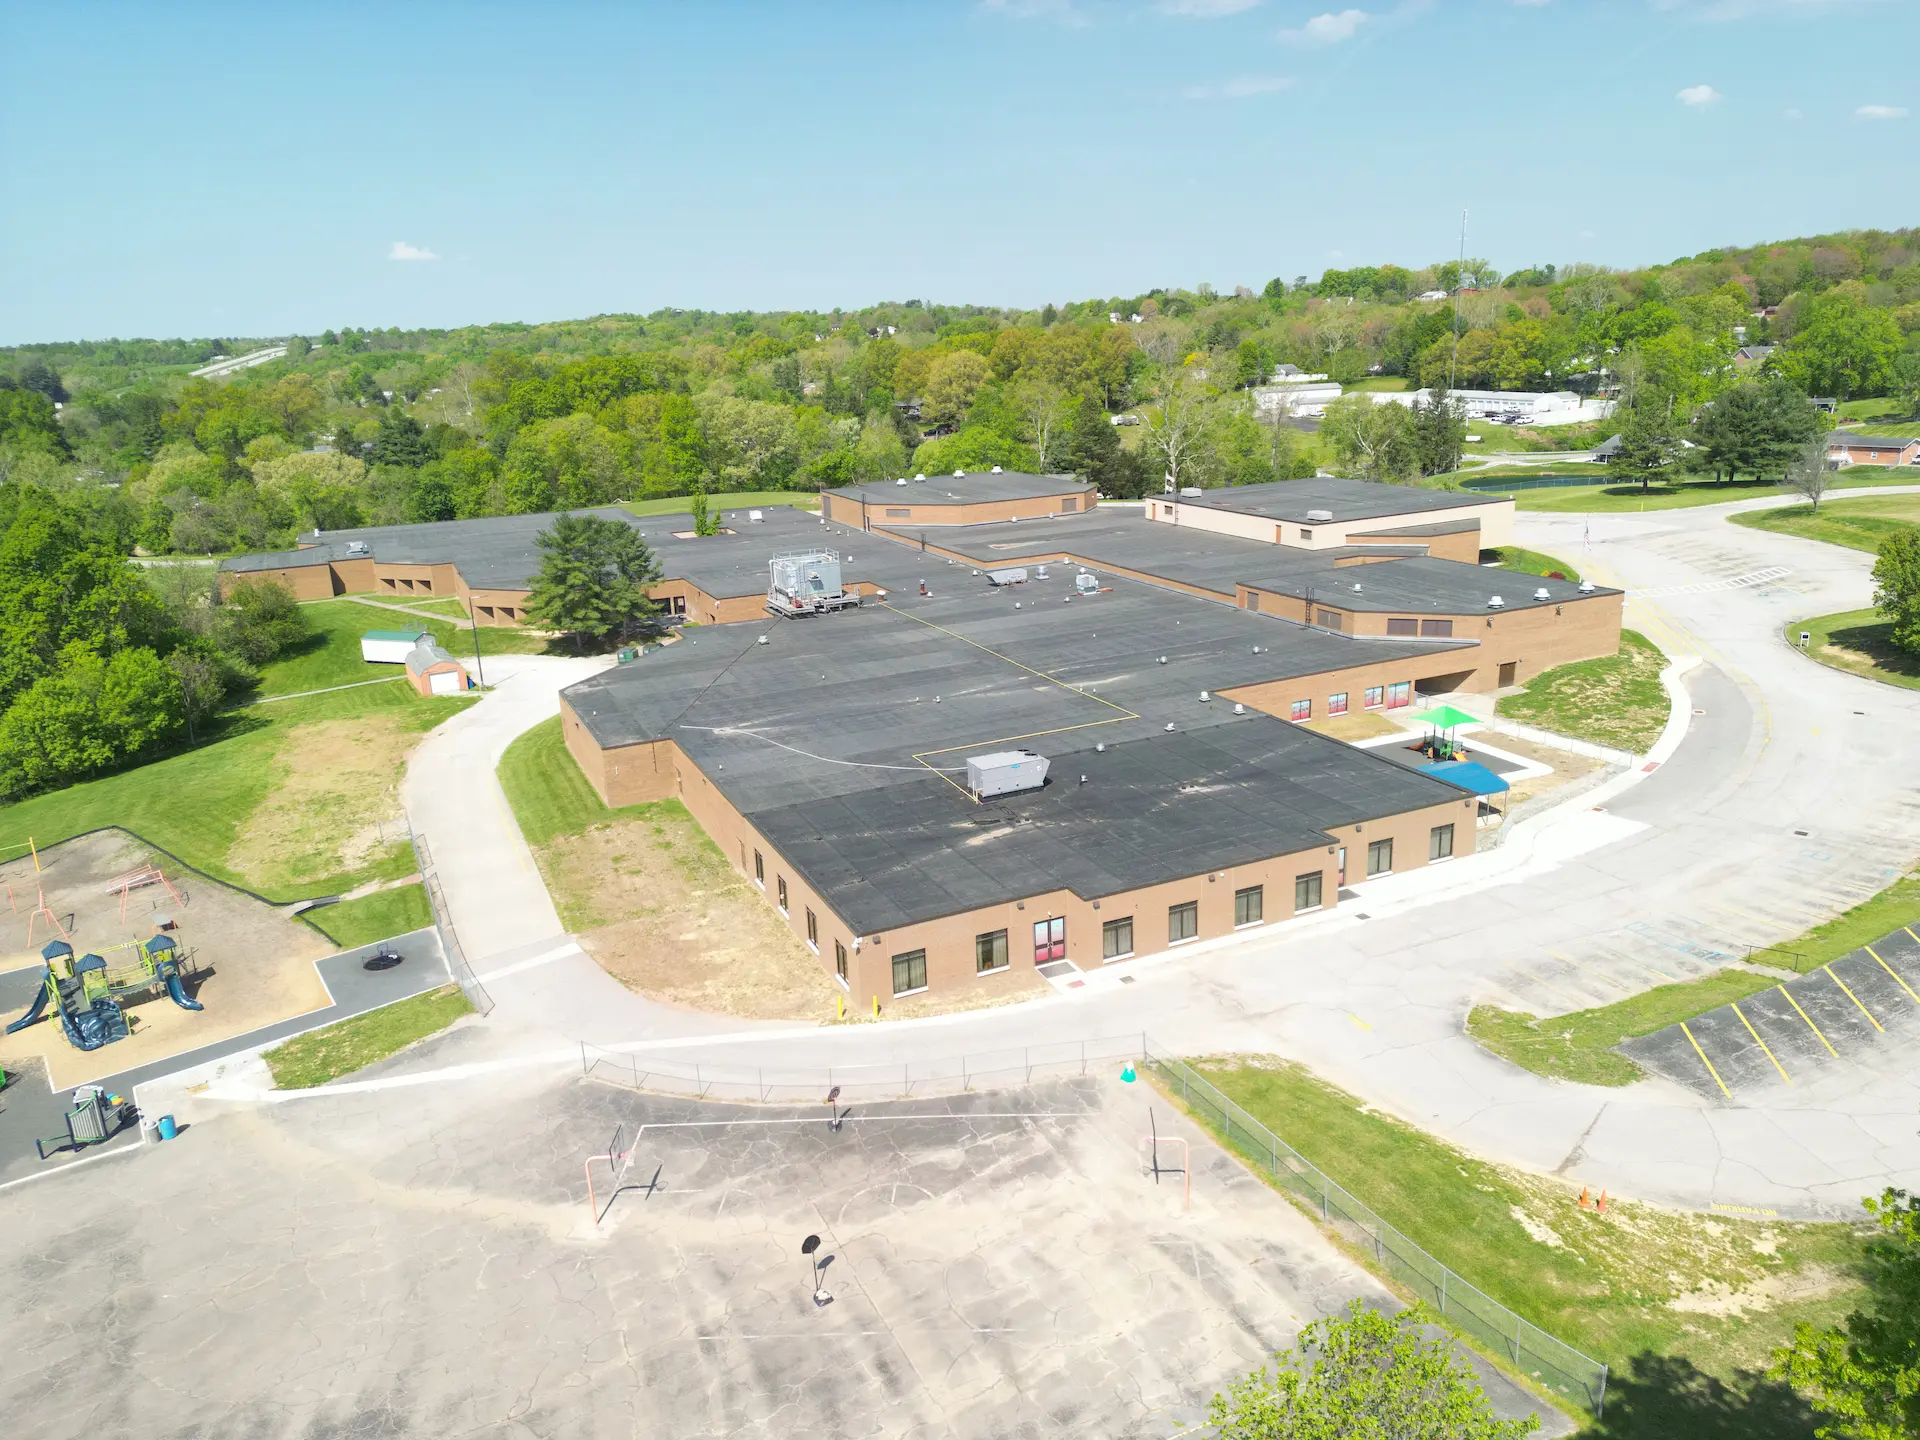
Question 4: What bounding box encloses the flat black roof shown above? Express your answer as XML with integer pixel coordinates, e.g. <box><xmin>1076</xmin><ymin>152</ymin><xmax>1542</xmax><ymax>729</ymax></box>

<box><xmin>875</xmin><ymin>510</ymin><xmax>1602</xmax><ymax>615</ymax></box>
<box><xmin>563</xmin><ymin>539</ymin><xmax>1476</xmax><ymax>932</ymax></box>
<box><xmin>826</xmin><ymin>471</ymin><xmax>1092</xmax><ymax>508</ymax></box>
<box><xmin>1175</xmin><ymin>477</ymin><xmax>1508</xmax><ymax>525</ymax></box>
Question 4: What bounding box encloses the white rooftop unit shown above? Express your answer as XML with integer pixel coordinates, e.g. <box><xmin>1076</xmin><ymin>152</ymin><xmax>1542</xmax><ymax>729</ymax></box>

<box><xmin>987</xmin><ymin>567</ymin><xmax>1029</xmax><ymax>587</ymax></box>
<box><xmin>766</xmin><ymin>550</ymin><xmax>857</xmax><ymax>617</ymax></box>
<box><xmin>966</xmin><ymin>749</ymin><xmax>1050</xmax><ymax>800</ymax></box>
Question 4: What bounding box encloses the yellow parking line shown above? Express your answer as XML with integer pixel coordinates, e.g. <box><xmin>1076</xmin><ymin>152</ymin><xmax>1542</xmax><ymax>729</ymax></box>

<box><xmin>1906</xmin><ymin>925</ymin><xmax>1920</xmax><ymax>947</ymax></box>
<box><xmin>1827</xmin><ymin>965</ymin><xmax>1885</xmax><ymax>1032</ymax></box>
<box><xmin>1731</xmin><ymin>1003</ymin><xmax>1791</xmax><ymax>1084</ymax></box>
<box><xmin>1868</xmin><ymin>945</ymin><xmax>1920</xmax><ymax>1006</ymax></box>
<box><xmin>1777</xmin><ymin>985</ymin><xmax>1839</xmax><ymax>1057</ymax></box>
<box><xmin>1681</xmin><ymin>1022</ymin><xmax>1733</xmax><ymax>1100</ymax></box>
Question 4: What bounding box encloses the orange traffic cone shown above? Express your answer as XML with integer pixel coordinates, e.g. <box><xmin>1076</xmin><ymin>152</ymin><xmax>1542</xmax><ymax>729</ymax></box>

<box><xmin>1597</xmin><ymin>1190</ymin><xmax>1608</xmax><ymax>1215</ymax></box>
<box><xmin>1578</xmin><ymin>1187</ymin><xmax>1590</xmax><ymax>1209</ymax></box>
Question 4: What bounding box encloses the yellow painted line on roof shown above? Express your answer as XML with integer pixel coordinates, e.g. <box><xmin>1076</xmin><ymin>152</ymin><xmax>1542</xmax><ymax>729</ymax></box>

<box><xmin>1731</xmin><ymin>1003</ymin><xmax>1790</xmax><ymax>1085</ymax></box>
<box><xmin>876</xmin><ymin>602</ymin><xmax>1139</xmax><ymax>717</ymax></box>
<box><xmin>1681</xmin><ymin>1022</ymin><xmax>1732</xmax><ymax>1100</ymax></box>
<box><xmin>1826</xmin><ymin>964</ymin><xmax>1884</xmax><ymax>1032</ymax></box>
<box><xmin>1777</xmin><ymin>984</ymin><xmax>1838</xmax><ymax>1058</ymax></box>
<box><xmin>1867</xmin><ymin>945</ymin><xmax>1920</xmax><ymax>1007</ymax></box>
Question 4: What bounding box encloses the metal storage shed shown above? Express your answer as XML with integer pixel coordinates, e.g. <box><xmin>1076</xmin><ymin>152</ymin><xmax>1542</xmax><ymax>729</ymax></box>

<box><xmin>362</xmin><ymin>629</ymin><xmax>431</xmax><ymax>663</ymax></box>
<box><xmin>404</xmin><ymin>639</ymin><xmax>470</xmax><ymax>696</ymax></box>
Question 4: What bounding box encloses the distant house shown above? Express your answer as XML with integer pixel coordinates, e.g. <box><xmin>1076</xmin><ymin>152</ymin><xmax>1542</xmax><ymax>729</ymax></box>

<box><xmin>1416</xmin><ymin>290</ymin><xmax>1449</xmax><ymax>302</ymax></box>
<box><xmin>1592</xmin><ymin>434</ymin><xmax>1624</xmax><ymax>462</ymax></box>
<box><xmin>1809</xmin><ymin>397</ymin><xmax>1838</xmax><ymax>414</ymax></box>
<box><xmin>1827</xmin><ymin>433</ymin><xmax>1920</xmax><ymax>468</ymax></box>
<box><xmin>1731</xmin><ymin>344</ymin><xmax>1777</xmax><ymax>370</ymax></box>
<box><xmin>405</xmin><ymin>639</ymin><xmax>471</xmax><ymax>696</ymax></box>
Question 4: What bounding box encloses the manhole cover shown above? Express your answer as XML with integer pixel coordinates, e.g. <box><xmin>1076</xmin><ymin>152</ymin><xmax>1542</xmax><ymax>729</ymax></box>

<box><xmin>363</xmin><ymin>950</ymin><xmax>405</xmax><ymax>972</ymax></box>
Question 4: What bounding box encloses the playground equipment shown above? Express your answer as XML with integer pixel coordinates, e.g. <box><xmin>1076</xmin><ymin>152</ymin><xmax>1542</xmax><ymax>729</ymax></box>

<box><xmin>105</xmin><ymin>864</ymin><xmax>186</xmax><ymax>923</ymax></box>
<box><xmin>35</xmin><ymin>1084</ymin><xmax>137</xmax><ymax>1159</ymax></box>
<box><xmin>5</xmin><ymin>932</ymin><xmax>202</xmax><ymax>1053</ymax></box>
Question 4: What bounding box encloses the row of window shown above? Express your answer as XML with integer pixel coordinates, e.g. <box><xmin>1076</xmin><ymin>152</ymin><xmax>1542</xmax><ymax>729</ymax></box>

<box><xmin>1386</xmin><ymin>618</ymin><xmax>1454</xmax><ymax>638</ymax></box>
<box><xmin>380</xmin><ymin>576</ymin><xmax>435</xmax><ymax>594</ymax></box>
<box><xmin>1290</xmin><ymin>682</ymin><xmax>1412</xmax><ymax>722</ymax></box>
<box><xmin>767</xmin><ymin>829</ymin><xmax>1454</xmax><ymax>999</ymax></box>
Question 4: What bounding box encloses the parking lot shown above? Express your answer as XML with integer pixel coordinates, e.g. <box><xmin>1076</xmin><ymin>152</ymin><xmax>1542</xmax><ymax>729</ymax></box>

<box><xmin>1621</xmin><ymin>922</ymin><xmax>1920</xmax><ymax>1102</ymax></box>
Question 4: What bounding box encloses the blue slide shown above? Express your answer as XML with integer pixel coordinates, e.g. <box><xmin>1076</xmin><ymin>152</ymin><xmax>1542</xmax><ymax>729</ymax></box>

<box><xmin>163</xmin><ymin>970</ymin><xmax>203</xmax><ymax>1012</ymax></box>
<box><xmin>5</xmin><ymin>972</ymin><xmax>50</xmax><ymax>1034</ymax></box>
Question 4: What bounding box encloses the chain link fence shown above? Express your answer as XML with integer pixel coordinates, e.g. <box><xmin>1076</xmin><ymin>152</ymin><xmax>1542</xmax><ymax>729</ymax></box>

<box><xmin>1143</xmin><ymin>1041</ymin><xmax>1608</xmax><ymax>1417</ymax></box>
<box><xmin>407</xmin><ymin>828</ymin><xmax>494</xmax><ymax>1017</ymax></box>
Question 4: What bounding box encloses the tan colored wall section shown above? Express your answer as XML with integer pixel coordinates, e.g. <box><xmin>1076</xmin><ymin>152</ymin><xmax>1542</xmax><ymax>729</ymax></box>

<box><xmin>223</xmin><ymin>566</ymin><xmax>335</xmax><ymax>601</ymax></box>
<box><xmin>826</xmin><ymin>486</ymin><xmax>1096</xmax><ymax>531</ymax></box>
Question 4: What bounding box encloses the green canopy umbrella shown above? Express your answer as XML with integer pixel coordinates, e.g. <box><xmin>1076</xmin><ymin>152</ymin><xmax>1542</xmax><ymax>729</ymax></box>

<box><xmin>1410</xmin><ymin>704</ymin><xmax>1481</xmax><ymax>732</ymax></box>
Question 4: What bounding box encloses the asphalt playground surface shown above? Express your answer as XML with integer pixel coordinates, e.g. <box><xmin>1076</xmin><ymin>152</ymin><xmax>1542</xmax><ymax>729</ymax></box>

<box><xmin>1621</xmin><ymin>921</ymin><xmax>1920</xmax><ymax>1103</ymax></box>
<box><xmin>0</xmin><ymin>928</ymin><xmax>445</xmax><ymax>1190</ymax></box>
<box><xmin>0</xmin><ymin>1067</ymin><xmax>1563</xmax><ymax>1439</ymax></box>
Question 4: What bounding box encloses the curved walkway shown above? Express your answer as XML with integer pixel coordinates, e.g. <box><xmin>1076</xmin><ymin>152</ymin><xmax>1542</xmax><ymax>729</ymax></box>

<box><xmin>404</xmin><ymin>487</ymin><xmax>1920</xmax><ymax>1218</ymax></box>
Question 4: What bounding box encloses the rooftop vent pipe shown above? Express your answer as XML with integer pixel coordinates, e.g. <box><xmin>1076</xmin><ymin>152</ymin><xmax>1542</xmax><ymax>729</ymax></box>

<box><xmin>1306</xmin><ymin>508</ymin><xmax>1335</xmax><ymax>522</ymax></box>
<box><xmin>991</xmin><ymin>465</ymin><xmax>1003</xmax><ymax>473</ymax></box>
<box><xmin>1488</xmin><ymin>595</ymin><xmax>1505</xmax><ymax>609</ymax></box>
<box><xmin>1199</xmin><ymin>691</ymin><xmax>1211</xmax><ymax>702</ymax></box>
<box><xmin>1164</xmin><ymin>723</ymin><xmax>1176</xmax><ymax>732</ymax></box>
<box><xmin>954</xmin><ymin>469</ymin><xmax>965</xmax><ymax>476</ymax></box>
<box><xmin>896</xmin><ymin>477</ymin><xmax>908</xmax><ymax>486</ymax></box>
<box><xmin>1578</xmin><ymin>580</ymin><xmax>1595</xmax><ymax>593</ymax></box>
<box><xmin>757</xmin><ymin>635</ymin><xmax>770</xmax><ymax>645</ymax></box>
<box><xmin>1533</xmin><ymin>587</ymin><xmax>1551</xmax><ymax>601</ymax></box>
<box><xmin>1233</xmin><ymin>703</ymin><xmax>1246</xmax><ymax>715</ymax></box>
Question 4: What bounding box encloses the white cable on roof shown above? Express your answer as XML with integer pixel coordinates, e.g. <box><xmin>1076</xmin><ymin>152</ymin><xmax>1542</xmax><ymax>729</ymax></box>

<box><xmin>678</xmin><ymin>725</ymin><xmax>968</xmax><ymax>773</ymax></box>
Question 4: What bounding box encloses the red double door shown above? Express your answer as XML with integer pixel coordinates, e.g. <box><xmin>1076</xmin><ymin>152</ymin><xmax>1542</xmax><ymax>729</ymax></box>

<box><xmin>1033</xmin><ymin>918</ymin><xmax>1065</xmax><ymax>963</ymax></box>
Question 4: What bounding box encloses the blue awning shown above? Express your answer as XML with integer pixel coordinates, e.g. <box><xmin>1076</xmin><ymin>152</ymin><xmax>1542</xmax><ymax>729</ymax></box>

<box><xmin>1419</xmin><ymin>759</ymin><xmax>1510</xmax><ymax>796</ymax></box>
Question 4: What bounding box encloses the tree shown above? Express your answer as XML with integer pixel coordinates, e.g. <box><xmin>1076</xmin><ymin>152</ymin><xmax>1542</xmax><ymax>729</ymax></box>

<box><xmin>1409</xmin><ymin>390</ymin><xmax>1467</xmax><ymax>477</ymax></box>
<box><xmin>1321</xmin><ymin>396</ymin><xmax>1418</xmax><ymax>482</ymax></box>
<box><xmin>0</xmin><ymin>646</ymin><xmax>185</xmax><ymax>799</ymax></box>
<box><xmin>167</xmin><ymin>649</ymin><xmax>224</xmax><ymax>745</ymax></box>
<box><xmin>921</xmin><ymin>351</ymin><xmax>992</xmax><ymax>426</ymax></box>
<box><xmin>1014</xmin><ymin>381</ymin><xmax>1071</xmax><ymax>473</ymax></box>
<box><xmin>1607</xmin><ymin>403</ymin><xmax>1683</xmax><ymax>490</ymax></box>
<box><xmin>1780</xmin><ymin>436</ymin><xmax>1833</xmax><ymax>512</ymax></box>
<box><xmin>1892</xmin><ymin>349</ymin><xmax>1920</xmax><ymax>418</ymax></box>
<box><xmin>220</xmin><ymin>577</ymin><xmax>311</xmax><ymax>666</ymax></box>
<box><xmin>1776</xmin><ymin>1187</ymin><xmax>1920</xmax><ymax>1439</ymax></box>
<box><xmin>525</xmin><ymin>514</ymin><xmax>661</xmax><ymax>648</ymax></box>
<box><xmin>1872</xmin><ymin>531</ymin><xmax>1920</xmax><ymax>657</ymax></box>
<box><xmin>1780</xmin><ymin>292</ymin><xmax>1904</xmax><ymax>399</ymax></box>
<box><xmin>1209</xmin><ymin>1302</ymin><xmax>1536</xmax><ymax>1440</ymax></box>
<box><xmin>688</xmin><ymin>488</ymin><xmax>719</xmax><ymax>537</ymax></box>
<box><xmin>1062</xmin><ymin>395</ymin><xmax>1151</xmax><ymax>497</ymax></box>
<box><xmin>1694</xmin><ymin>380</ymin><xmax>1822</xmax><ymax>483</ymax></box>
<box><xmin>371</xmin><ymin>411</ymin><xmax>434</xmax><ymax>468</ymax></box>
<box><xmin>1141</xmin><ymin>371</ymin><xmax>1214</xmax><ymax>490</ymax></box>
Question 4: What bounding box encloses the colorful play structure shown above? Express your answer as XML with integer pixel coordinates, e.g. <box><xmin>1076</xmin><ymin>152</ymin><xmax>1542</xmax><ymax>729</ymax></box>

<box><xmin>5</xmin><ymin>932</ymin><xmax>202</xmax><ymax>1052</ymax></box>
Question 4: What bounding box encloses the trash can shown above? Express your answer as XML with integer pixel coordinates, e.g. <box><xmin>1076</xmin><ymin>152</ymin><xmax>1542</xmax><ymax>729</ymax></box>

<box><xmin>155</xmin><ymin>1114</ymin><xmax>177</xmax><ymax>1141</ymax></box>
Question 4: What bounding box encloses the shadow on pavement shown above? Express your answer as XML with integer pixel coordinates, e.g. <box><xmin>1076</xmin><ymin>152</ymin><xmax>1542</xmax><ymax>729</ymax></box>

<box><xmin>1579</xmin><ymin>1352</ymin><xmax>1819</xmax><ymax>1440</ymax></box>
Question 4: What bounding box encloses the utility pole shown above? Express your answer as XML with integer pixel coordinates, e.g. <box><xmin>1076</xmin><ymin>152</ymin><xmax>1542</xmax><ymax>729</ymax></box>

<box><xmin>464</xmin><ymin>596</ymin><xmax>488</xmax><ymax>689</ymax></box>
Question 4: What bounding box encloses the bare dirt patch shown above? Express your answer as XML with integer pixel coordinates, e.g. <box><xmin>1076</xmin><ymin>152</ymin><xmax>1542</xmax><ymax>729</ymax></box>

<box><xmin>0</xmin><ymin>830</ymin><xmax>334</xmax><ymax>1087</ymax></box>
<box><xmin>225</xmin><ymin>716</ymin><xmax>418</xmax><ymax>892</ymax></box>
<box><xmin>1304</xmin><ymin>710</ymin><xmax>1403</xmax><ymax>742</ymax></box>
<box><xmin>1484</xmin><ymin>731</ymin><xmax>1607</xmax><ymax>810</ymax></box>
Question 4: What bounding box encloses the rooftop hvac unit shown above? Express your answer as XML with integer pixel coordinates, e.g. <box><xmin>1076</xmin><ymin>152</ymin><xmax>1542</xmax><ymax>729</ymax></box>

<box><xmin>343</xmin><ymin>540</ymin><xmax>370</xmax><ymax>556</ymax></box>
<box><xmin>1075</xmin><ymin>572</ymin><xmax>1098</xmax><ymax>594</ymax></box>
<box><xmin>748</xmin><ymin>509</ymin><xmax>764</xmax><ymax>523</ymax></box>
<box><xmin>1036</xmin><ymin>564</ymin><xmax>1050</xmax><ymax>579</ymax></box>
<box><xmin>966</xmin><ymin>750</ymin><xmax>1049</xmax><ymax>800</ymax></box>
<box><xmin>1305</xmin><ymin>508</ymin><xmax>1334</xmax><ymax>522</ymax></box>
<box><xmin>766</xmin><ymin>550</ymin><xmax>857</xmax><ymax>618</ymax></box>
<box><xmin>1179</xmin><ymin>486</ymin><xmax>1203</xmax><ymax>497</ymax></box>
<box><xmin>988</xmin><ymin>567</ymin><xmax>1028</xmax><ymax>587</ymax></box>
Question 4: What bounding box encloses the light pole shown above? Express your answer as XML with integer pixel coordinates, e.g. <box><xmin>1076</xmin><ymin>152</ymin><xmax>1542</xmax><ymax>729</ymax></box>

<box><xmin>464</xmin><ymin>596</ymin><xmax>487</xmax><ymax>689</ymax></box>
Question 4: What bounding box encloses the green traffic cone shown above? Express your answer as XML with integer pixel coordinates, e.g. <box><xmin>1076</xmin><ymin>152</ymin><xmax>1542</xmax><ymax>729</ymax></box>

<box><xmin>1121</xmin><ymin>1062</ymin><xmax>1137</xmax><ymax>1083</ymax></box>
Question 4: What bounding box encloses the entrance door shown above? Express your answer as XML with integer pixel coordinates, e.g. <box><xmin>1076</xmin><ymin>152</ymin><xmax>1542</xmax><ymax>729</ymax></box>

<box><xmin>1033</xmin><ymin>918</ymin><xmax>1065</xmax><ymax>963</ymax></box>
<box><xmin>1336</xmin><ymin>847</ymin><xmax>1347</xmax><ymax>887</ymax></box>
<box><xmin>1498</xmin><ymin>662</ymin><xmax>1518</xmax><ymax>687</ymax></box>
<box><xmin>429</xmin><ymin>668</ymin><xmax>462</xmax><ymax>695</ymax></box>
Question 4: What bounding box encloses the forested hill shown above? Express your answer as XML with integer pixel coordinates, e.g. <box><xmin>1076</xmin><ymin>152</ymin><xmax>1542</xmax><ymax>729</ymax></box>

<box><xmin>1</xmin><ymin>225</ymin><xmax>1916</xmax><ymax>558</ymax></box>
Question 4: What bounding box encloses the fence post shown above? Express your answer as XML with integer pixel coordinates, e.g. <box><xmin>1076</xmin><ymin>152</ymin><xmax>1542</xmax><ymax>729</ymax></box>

<box><xmin>1025</xmin><ymin>1046</ymin><xmax>1031</xmax><ymax>1083</ymax></box>
<box><xmin>631</xmin><ymin>1056</ymin><xmax>639</xmax><ymax>1089</ymax></box>
<box><xmin>580</xmin><ymin>1040</ymin><xmax>587</xmax><ymax>1076</ymax></box>
<box><xmin>758</xmin><ymin>1067</ymin><xmax>765</xmax><ymax>1102</ymax></box>
<box><xmin>1439</xmin><ymin>1269</ymin><xmax>1447</xmax><ymax>1318</ymax></box>
<box><xmin>962</xmin><ymin>1053</ymin><xmax>969</xmax><ymax>1091</ymax></box>
<box><xmin>1596</xmin><ymin>1364</ymin><xmax>1608</xmax><ymax>1418</ymax></box>
<box><xmin>1513</xmin><ymin>1314</ymin><xmax>1523</xmax><ymax>1366</ymax></box>
<box><xmin>1079</xmin><ymin>1039</ymin><xmax>1086</xmax><ymax>1075</ymax></box>
<box><xmin>1320</xmin><ymin>1178</ymin><xmax>1328</xmax><ymax>1221</ymax></box>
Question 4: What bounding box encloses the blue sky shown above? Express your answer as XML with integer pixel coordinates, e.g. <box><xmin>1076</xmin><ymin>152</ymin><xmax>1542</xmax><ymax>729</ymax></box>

<box><xmin>1</xmin><ymin>0</ymin><xmax>1914</xmax><ymax>343</ymax></box>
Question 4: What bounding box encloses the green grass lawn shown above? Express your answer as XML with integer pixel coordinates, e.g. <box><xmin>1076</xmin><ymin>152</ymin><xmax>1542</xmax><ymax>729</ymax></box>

<box><xmin>356</xmin><ymin>595</ymin><xmax>472</xmax><ymax>619</ymax></box>
<box><xmin>621</xmin><ymin>490</ymin><xmax>820</xmax><ymax>518</ymax></box>
<box><xmin>0</xmin><ymin>684</ymin><xmax>471</xmax><ymax>901</ymax></box>
<box><xmin>1482</xmin><ymin>546</ymin><xmax>1581</xmax><ymax>584</ymax></box>
<box><xmin>1463</xmin><ymin>419</ymin><xmax>1614</xmax><ymax>455</ymax></box>
<box><xmin>1497</xmin><ymin>630</ymin><xmax>1668</xmax><ymax>752</ymax></box>
<box><xmin>1344</xmin><ymin>377</ymin><xmax>1414</xmax><ymax>392</ymax></box>
<box><xmin>1469</xmin><ymin>869</ymin><xmax>1920</xmax><ymax>1086</ymax></box>
<box><xmin>497</xmin><ymin>715</ymin><xmax>660</xmax><ymax>846</ymax></box>
<box><xmin>266</xmin><ymin>599</ymin><xmax>553</xmax><ymax>697</ymax></box>
<box><xmin>261</xmin><ymin>984</ymin><xmax>472</xmax><ymax>1088</ymax></box>
<box><xmin>301</xmin><ymin>883</ymin><xmax>433</xmax><ymax>948</ymax></box>
<box><xmin>1834</xmin><ymin>397</ymin><xmax>1918</xmax><ymax>428</ymax></box>
<box><xmin>1788</xmin><ymin>610</ymin><xmax>1920</xmax><ymax>692</ymax></box>
<box><xmin>1502</xmin><ymin>472</ymin><xmax>1916</xmax><ymax>514</ymax></box>
<box><xmin>1730</xmin><ymin>492</ymin><xmax>1920</xmax><ymax>555</ymax></box>
<box><xmin>1179</xmin><ymin>1059</ymin><xmax>1864</xmax><ymax>1439</ymax></box>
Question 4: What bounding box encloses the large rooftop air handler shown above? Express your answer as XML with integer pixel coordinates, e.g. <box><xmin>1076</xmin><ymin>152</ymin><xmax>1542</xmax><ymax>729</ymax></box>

<box><xmin>966</xmin><ymin>750</ymin><xmax>1050</xmax><ymax>800</ymax></box>
<box><xmin>766</xmin><ymin>550</ymin><xmax>857</xmax><ymax>617</ymax></box>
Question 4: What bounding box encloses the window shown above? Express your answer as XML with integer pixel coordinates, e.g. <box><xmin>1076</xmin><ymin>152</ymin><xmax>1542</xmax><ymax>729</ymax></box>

<box><xmin>834</xmin><ymin>940</ymin><xmax>848</xmax><ymax>981</ymax></box>
<box><xmin>886</xmin><ymin>507</ymin><xmax>910</xmax><ymax>518</ymax></box>
<box><xmin>1386</xmin><ymin>617</ymin><xmax>1419</xmax><ymax>637</ymax></box>
<box><xmin>976</xmin><ymin>929</ymin><xmax>1009</xmax><ymax>973</ymax></box>
<box><xmin>479</xmin><ymin>605</ymin><xmax>495</xmax><ymax>619</ymax></box>
<box><xmin>1161</xmin><ymin>504</ymin><xmax>1174</xmax><ymax>516</ymax></box>
<box><xmin>1245</xmin><ymin>591</ymin><xmax>1261</xmax><ymax>612</ymax></box>
<box><xmin>806</xmin><ymin>908</ymin><xmax>818</xmax><ymax>946</ymax></box>
<box><xmin>1421</xmin><ymin>619</ymin><xmax>1453</xmax><ymax>638</ymax></box>
<box><xmin>1033</xmin><ymin>917</ymin><xmax>1065</xmax><ymax>963</ymax></box>
<box><xmin>1299</xmin><ymin>527</ymin><xmax>1314</xmax><ymax>541</ymax></box>
<box><xmin>1328</xmin><ymin>692</ymin><xmax>1349</xmax><ymax>716</ymax></box>
<box><xmin>753</xmin><ymin>850</ymin><xmax>764</xmax><ymax>885</ymax></box>
<box><xmin>1367</xmin><ymin>838</ymin><xmax>1394</xmax><ymax>877</ymax></box>
<box><xmin>1430</xmin><ymin>824</ymin><xmax>1455</xmax><ymax>861</ymax></box>
<box><xmin>777</xmin><ymin>876</ymin><xmax>789</xmax><ymax>913</ymax></box>
<box><xmin>1234</xmin><ymin>885</ymin><xmax>1263</xmax><ymax>926</ymax></box>
<box><xmin>1294</xmin><ymin>871</ymin><xmax>1323</xmax><ymax>912</ymax></box>
<box><xmin>1289</xmin><ymin>698</ymin><xmax>1311</xmax><ymax>722</ymax></box>
<box><xmin>1316</xmin><ymin>609</ymin><xmax>1343</xmax><ymax>630</ymax></box>
<box><xmin>891</xmin><ymin>949</ymin><xmax>927</xmax><ymax>996</ymax></box>
<box><xmin>1102</xmin><ymin>916</ymin><xmax>1134</xmax><ymax>959</ymax></box>
<box><xmin>1169</xmin><ymin>901</ymin><xmax>1198</xmax><ymax>943</ymax></box>
<box><xmin>1386</xmin><ymin>682</ymin><xmax>1411</xmax><ymax>709</ymax></box>
<box><xmin>1363</xmin><ymin>686</ymin><xmax>1384</xmax><ymax>709</ymax></box>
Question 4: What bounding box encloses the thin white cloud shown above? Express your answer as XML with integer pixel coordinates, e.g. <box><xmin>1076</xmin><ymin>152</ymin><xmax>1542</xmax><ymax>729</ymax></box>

<box><xmin>1856</xmin><ymin>103</ymin><xmax>1909</xmax><ymax>119</ymax></box>
<box><xmin>1782</xmin><ymin>106</ymin><xmax>1803</xmax><ymax>120</ymax></box>
<box><xmin>1279</xmin><ymin>8</ymin><xmax>1368</xmax><ymax>43</ymax></box>
<box><xmin>1677</xmin><ymin>84</ymin><xmax>1722</xmax><ymax>106</ymax></box>
<box><xmin>389</xmin><ymin>241</ymin><xmax>440</xmax><ymax>262</ymax></box>
<box><xmin>1185</xmin><ymin>74</ymin><xmax>1294</xmax><ymax>98</ymax></box>
<box><xmin>1159</xmin><ymin>0</ymin><xmax>1263</xmax><ymax>13</ymax></box>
